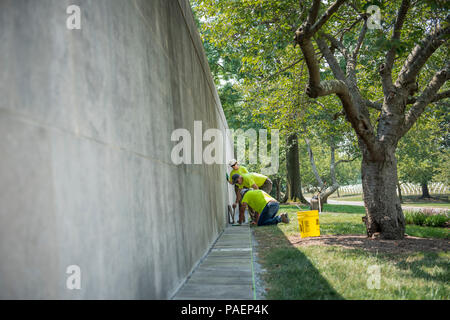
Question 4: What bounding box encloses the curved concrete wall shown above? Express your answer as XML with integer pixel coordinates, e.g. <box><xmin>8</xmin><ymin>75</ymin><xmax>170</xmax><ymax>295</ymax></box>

<box><xmin>0</xmin><ymin>0</ymin><xmax>233</xmax><ymax>299</ymax></box>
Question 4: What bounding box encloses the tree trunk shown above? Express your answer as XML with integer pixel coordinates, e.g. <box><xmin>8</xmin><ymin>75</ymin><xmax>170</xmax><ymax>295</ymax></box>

<box><xmin>320</xmin><ymin>184</ymin><xmax>339</xmax><ymax>205</ymax></box>
<box><xmin>361</xmin><ymin>147</ymin><xmax>405</xmax><ymax>240</ymax></box>
<box><xmin>420</xmin><ymin>183</ymin><xmax>431</xmax><ymax>199</ymax></box>
<box><xmin>274</xmin><ymin>177</ymin><xmax>281</xmax><ymax>201</ymax></box>
<box><xmin>397</xmin><ymin>182</ymin><xmax>403</xmax><ymax>203</ymax></box>
<box><xmin>286</xmin><ymin>133</ymin><xmax>309</xmax><ymax>204</ymax></box>
<box><xmin>282</xmin><ymin>182</ymin><xmax>289</xmax><ymax>203</ymax></box>
<box><xmin>305</xmin><ymin>138</ymin><xmax>341</xmax><ymax>206</ymax></box>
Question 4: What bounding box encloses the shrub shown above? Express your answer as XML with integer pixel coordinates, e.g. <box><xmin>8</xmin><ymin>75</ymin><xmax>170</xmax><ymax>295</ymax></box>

<box><xmin>404</xmin><ymin>210</ymin><xmax>449</xmax><ymax>228</ymax></box>
<box><xmin>408</xmin><ymin>212</ymin><xmax>427</xmax><ymax>226</ymax></box>
<box><xmin>424</xmin><ymin>214</ymin><xmax>449</xmax><ymax>228</ymax></box>
<box><xmin>404</xmin><ymin>211</ymin><xmax>415</xmax><ymax>225</ymax></box>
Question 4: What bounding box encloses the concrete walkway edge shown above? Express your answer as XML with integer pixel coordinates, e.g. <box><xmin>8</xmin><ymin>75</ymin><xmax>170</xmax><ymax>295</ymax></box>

<box><xmin>169</xmin><ymin>227</ymin><xmax>226</xmax><ymax>299</ymax></box>
<box><xmin>172</xmin><ymin>225</ymin><xmax>255</xmax><ymax>300</ymax></box>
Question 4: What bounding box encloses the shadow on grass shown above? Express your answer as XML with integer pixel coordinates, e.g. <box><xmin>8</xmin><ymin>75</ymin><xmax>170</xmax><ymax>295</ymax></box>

<box><xmin>336</xmin><ymin>248</ymin><xmax>450</xmax><ymax>292</ymax></box>
<box><xmin>253</xmin><ymin>224</ymin><xmax>344</xmax><ymax>300</ymax></box>
<box><xmin>253</xmin><ymin>213</ymin><xmax>450</xmax><ymax>299</ymax></box>
<box><xmin>390</xmin><ymin>251</ymin><xmax>449</xmax><ymax>284</ymax></box>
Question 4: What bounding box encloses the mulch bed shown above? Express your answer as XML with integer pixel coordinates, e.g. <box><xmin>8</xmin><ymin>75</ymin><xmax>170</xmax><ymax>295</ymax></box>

<box><xmin>288</xmin><ymin>234</ymin><xmax>450</xmax><ymax>254</ymax></box>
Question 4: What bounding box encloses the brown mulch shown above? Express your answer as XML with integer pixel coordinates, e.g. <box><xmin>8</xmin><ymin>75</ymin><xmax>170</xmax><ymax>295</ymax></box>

<box><xmin>288</xmin><ymin>234</ymin><xmax>450</xmax><ymax>254</ymax></box>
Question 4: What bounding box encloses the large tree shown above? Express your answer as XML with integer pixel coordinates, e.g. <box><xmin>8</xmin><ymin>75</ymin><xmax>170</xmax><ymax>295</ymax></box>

<box><xmin>294</xmin><ymin>0</ymin><xmax>449</xmax><ymax>239</ymax></box>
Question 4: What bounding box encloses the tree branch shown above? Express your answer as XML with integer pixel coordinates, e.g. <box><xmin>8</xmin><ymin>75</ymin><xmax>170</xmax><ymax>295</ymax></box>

<box><xmin>364</xmin><ymin>99</ymin><xmax>382</xmax><ymax>110</ymax></box>
<box><xmin>379</xmin><ymin>0</ymin><xmax>411</xmax><ymax>96</ymax></box>
<box><xmin>347</xmin><ymin>2</ymin><xmax>362</xmax><ymax>16</ymax></box>
<box><xmin>321</xmin><ymin>32</ymin><xmax>349</xmax><ymax>59</ymax></box>
<box><xmin>352</xmin><ymin>18</ymin><xmax>368</xmax><ymax>60</ymax></box>
<box><xmin>345</xmin><ymin>18</ymin><xmax>368</xmax><ymax>85</ymax></box>
<box><xmin>310</xmin><ymin>0</ymin><xmax>348</xmax><ymax>35</ymax></box>
<box><xmin>296</xmin><ymin>0</ymin><xmax>380</xmax><ymax>159</ymax></box>
<box><xmin>337</xmin><ymin>16</ymin><xmax>364</xmax><ymax>42</ymax></box>
<box><xmin>306</xmin><ymin>0</ymin><xmax>321</xmax><ymax>29</ymax></box>
<box><xmin>295</xmin><ymin>0</ymin><xmax>348</xmax><ymax>40</ymax></box>
<box><xmin>316</xmin><ymin>36</ymin><xmax>347</xmax><ymax>81</ymax></box>
<box><xmin>305</xmin><ymin>137</ymin><xmax>324</xmax><ymax>187</ymax></box>
<box><xmin>402</xmin><ymin>63</ymin><xmax>450</xmax><ymax>136</ymax></box>
<box><xmin>295</xmin><ymin>36</ymin><xmax>321</xmax><ymax>90</ymax></box>
<box><xmin>335</xmin><ymin>156</ymin><xmax>358</xmax><ymax>166</ymax></box>
<box><xmin>385</xmin><ymin>0</ymin><xmax>411</xmax><ymax>71</ymax></box>
<box><xmin>329</xmin><ymin>142</ymin><xmax>338</xmax><ymax>186</ymax></box>
<box><xmin>396</xmin><ymin>16</ymin><xmax>450</xmax><ymax>90</ymax></box>
<box><xmin>333</xmin><ymin>110</ymin><xmax>345</xmax><ymax>119</ymax></box>
<box><xmin>294</xmin><ymin>1</ymin><xmax>348</xmax><ymax>90</ymax></box>
<box><xmin>322</xmin><ymin>142</ymin><xmax>341</xmax><ymax>199</ymax></box>
<box><xmin>407</xmin><ymin>89</ymin><xmax>450</xmax><ymax>104</ymax></box>
<box><xmin>261</xmin><ymin>58</ymin><xmax>303</xmax><ymax>84</ymax></box>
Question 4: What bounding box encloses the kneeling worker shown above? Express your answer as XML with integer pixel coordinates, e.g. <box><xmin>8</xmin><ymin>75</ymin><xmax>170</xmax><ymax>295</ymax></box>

<box><xmin>232</xmin><ymin>172</ymin><xmax>272</xmax><ymax>223</ymax></box>
<box><xmin>240</xmin><ymin>188</ymin><xmax>289</xmax><ymax>226</ymax></box>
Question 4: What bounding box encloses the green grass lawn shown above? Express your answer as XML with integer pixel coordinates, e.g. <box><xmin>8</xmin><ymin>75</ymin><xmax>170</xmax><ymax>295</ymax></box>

<box><xmin>252</xmin><ymin>204</ymin><xmax>450</xmax><ymax>299</ymax></box>
<box><xmin>402</xmin><ymin>203</ymin><xmax>450</xmax><ymax>209</ymax></box>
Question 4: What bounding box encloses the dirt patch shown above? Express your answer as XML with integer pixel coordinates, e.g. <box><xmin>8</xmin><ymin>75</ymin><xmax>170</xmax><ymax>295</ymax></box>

<box><xmin>288</xmin><ymin>234</ymin><xmax>450</xmax><ymax>254</ymax></box>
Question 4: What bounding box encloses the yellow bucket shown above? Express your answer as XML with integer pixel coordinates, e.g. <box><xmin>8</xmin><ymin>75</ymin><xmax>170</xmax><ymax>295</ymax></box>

<box><xmin>297</xmin><ymin>210</ymin><xmax>320</xmax><ymax>238</ymax></box>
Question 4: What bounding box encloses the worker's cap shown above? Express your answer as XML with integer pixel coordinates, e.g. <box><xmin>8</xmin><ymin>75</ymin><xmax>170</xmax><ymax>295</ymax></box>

<box><xmin>228</xmin><ymin>159</ymin><xmax>238</xmax><ymax>167</ymax></box>
<box><xmin>240</xmin><ymin>188</ymin><xmax>249</xmax><ymax>197</ymax></box>
<box><xmin>231</xmin><ymin>174</ymin><xmax>241</xmax><ymax>184</ymax></box>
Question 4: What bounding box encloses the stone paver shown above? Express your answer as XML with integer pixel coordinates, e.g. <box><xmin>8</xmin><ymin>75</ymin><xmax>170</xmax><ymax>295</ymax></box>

<box><xmin>173</xmin><ymin>225</ymin><xmax>255</xmax><ymax>300</ymax></box>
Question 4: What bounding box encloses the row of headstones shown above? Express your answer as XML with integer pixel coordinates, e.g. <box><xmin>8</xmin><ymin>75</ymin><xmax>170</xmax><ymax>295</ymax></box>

<box><xmin>336</xmin><ymin>182</ymin><xmax>448</xmax><ymax>196</ymax></box>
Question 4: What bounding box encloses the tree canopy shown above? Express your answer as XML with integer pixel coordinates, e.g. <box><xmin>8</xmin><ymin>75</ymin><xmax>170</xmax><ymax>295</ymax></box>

<box><xmin>193</xmin><ymin>0</ymin><xmax>449</xmax><ymax>238</ymax></box>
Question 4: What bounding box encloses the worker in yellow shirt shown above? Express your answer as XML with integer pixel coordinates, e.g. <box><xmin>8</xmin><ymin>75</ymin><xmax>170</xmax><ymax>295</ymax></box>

<box><xmin>227</xmin><ymin>159</ymin><xmax>248</xmax><ymax>184</ymax></box>
<box><xmin>231</xmin><ymin>172</ymin><xmax>272</xmax><ymax>194</ymax></box>
<box><xmin>239</xmin><ymin>189</ymin><xmax>289</xmax><ymax>226</ymax></box>
<box><xmin>227</xmin><ymin>159</ymin><xmax>249</xmax><ymax>224</ymax></box>
<box><xmin>231</xmin><ymin>170</ymin><xmax>272</xmax><ymax>224</ymax></box>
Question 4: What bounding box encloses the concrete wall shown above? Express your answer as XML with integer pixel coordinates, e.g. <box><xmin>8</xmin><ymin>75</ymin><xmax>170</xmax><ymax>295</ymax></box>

<box><xmin>0</xmin><ymin>0</ymin><xmax>233</xmax><ymax>299</ymax></box>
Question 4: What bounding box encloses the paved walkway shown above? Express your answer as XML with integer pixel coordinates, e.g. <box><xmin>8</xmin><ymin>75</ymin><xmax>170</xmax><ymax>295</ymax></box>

<box><xmin>173</xmin><ymin>225</ymin><xmax>256</xmax><ymax>300</ymax></box>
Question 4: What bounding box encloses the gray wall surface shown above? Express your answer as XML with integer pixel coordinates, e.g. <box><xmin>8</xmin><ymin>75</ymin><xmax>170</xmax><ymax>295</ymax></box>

<box><xmin>0</xmin><ymin>0</ymin><xmax>233</xmax><ymax>299</ymax></box>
